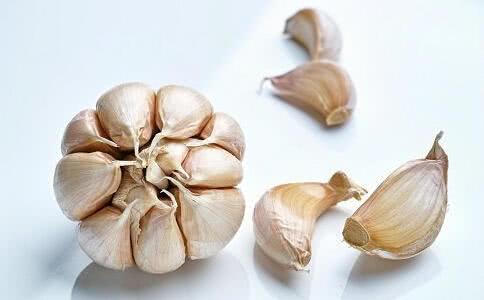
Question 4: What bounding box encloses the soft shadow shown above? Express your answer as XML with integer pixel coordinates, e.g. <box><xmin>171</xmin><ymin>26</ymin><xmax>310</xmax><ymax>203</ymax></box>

<box><xmin>342</xmin><ymin>251</ymin><xmax>441</xmax><ymax>300</ymax></box>
<box><xmin>72</xmin><ymin>252</ymin><xmax>248</xmax><ymax>300</ymax></box>
<box><xmin>253</xmin><ymin>244</ymin><xmax>310</xmax><ymax>300</ymax></box>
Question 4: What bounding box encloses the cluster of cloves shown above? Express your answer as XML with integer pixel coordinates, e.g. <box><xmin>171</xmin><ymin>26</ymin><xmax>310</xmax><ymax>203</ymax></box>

<box><xmin>253</xmin><ymin>8</ymin><xmax>448</xmax><ymax>271</ymax></box>
<box><xmin>261</xmin><ymin>8</ymin><xmax>355</xmax><ymax>126</ymax></box>
<box><xmin>54</xmin><ymin>83</ymin><xmax>246</xmax><ymax>273</ymax></box>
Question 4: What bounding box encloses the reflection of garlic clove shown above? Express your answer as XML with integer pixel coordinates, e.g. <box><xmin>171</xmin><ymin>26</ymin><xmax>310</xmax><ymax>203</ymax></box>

<box><xmin>343</xmin><ymin>132</ymin><xmax>448</xmax><ymax>259</ymax></box>
<box><xmin>132</xmin><ymin>191</ymin><xmax>186</xmax><ymax>273</ymax></box>
<box><xmin>167</xmin><ymin>177</ymin><xmax>245</xmax><ymax>260</ymax></box>
<box><xmin>54</xmin><ymin>152</ymin><xmax>135</xmax><ymax>221</ymax></box>
<box><xmin>284</xmin><ymin>8</ymin><xmax>342</xmax><ymax>61</ymax></box>
<box><xmin>253</xmin><ymin>172</ymin><xmax>366</xmax><ymax>270</ymax></box>
<box><xmin>176</xmin><ymin>145</ymin><xmax>243</xmax><ymax>188</ymax></box>
<box><xmin>96</xmin><ymin>82</ymin><xmax>156</xmax><ymax>156</ymax></box>
<box><xmin>78</xmin><ymin>203</ymin><xmax>135</xmax><ymax>270</ymax></box>
<box><xmin>61</xmin><ymin>109</ymin><xmax>119</xmax><ymax>157</ymax></box>
<box><xmin>186</xmin><ymin>112</ymin><xmax>246</xmax><ymax>160</ymax></box>
<box><xmin>262</xmin><ymin>61</ymin><xmax>356</xmax><ymax>126</ymax></box>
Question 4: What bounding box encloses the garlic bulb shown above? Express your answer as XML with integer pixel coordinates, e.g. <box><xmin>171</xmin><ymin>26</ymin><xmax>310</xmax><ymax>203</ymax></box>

<box><xmin>262</xmin><ymin>60</ymin><xmax>356</xmax><ymax>126</ymax></box>
<box><xmin>342</xmin><ymin>132</ymin><xmax>448</xmax><ymax>259</ymax></box>
<box><xmin>167</xmin><ymin>177</ymin><xmax>245</xmax><ymax>260</ymax></box>
<box><xmin>284</xmin><ymin>8</ymin><xmax>342</xmax><ymax>61</ymax></box>
<box><xmin>61</xmin><ymin>109</ymin><xmax>119</xmax><ymax>157</ymax></box>
<box><xmin>54</xmin><ymin>83</ymin><xmax>245</xmax><ymax>273</ymax></box>
<box><xmin>186</xmin><ymin>112</ymin><xmax>246</xmax><ymax>160</ymax></box>
<box><xmin>176</xmin><ymin>145</ymin><xmax>243</xmax><ymax>188</ymax></box>
<box><xmin>96</xmin><ymin>82</ymin><xmax>156</xmax><ymax>155</ymax></box>
<box><xmin>253</xmin><ymin>171</ymin><xmax>366</xmax><ymax>270</ymax></box>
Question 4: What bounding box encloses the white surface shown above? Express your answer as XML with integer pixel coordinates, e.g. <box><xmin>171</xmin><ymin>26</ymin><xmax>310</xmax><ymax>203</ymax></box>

<box><xmin>0</xmin><ymin>0</ymin><xmax>483</xmax><ymax>299</ymax></box>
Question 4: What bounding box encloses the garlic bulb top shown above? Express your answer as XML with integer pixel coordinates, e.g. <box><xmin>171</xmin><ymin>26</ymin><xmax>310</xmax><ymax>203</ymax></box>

<box><xmin>96</xmin><ymin>82</ymin><xmax>156</xmax><ymax>152</ymax></box>
<box><xmin>253</xmin><ymin>172</ymin><xmax>366</xmax><ymax>270</ymax></box>
<box><xmin>284</xmin><ymin>8</ymin><xmax>342</xmax><ymax>61</ymax></box>
<box><xmin>264</xmin><ymin>60</ymin><xmax>356</xmax><ymax>126</ymax></box>
<box><xmin>54</xmin><ymin>83</ymin><xmax>245</xmax><ymax>273</ymax></box>
<box><xmin>343</xmin><ymin>132</ymin><xmax>448</xmax><ymax>259</ymax></box>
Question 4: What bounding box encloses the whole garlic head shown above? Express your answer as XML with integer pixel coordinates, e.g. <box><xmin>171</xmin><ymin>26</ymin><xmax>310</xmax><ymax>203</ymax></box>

<box><xmin>54</xmin><ymin>83</ymin><xmax>245</xmax><ymax>273</ymax></box>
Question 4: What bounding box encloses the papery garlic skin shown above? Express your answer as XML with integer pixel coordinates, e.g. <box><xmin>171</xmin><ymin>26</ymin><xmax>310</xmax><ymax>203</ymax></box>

<box><xmin>155</xmin><ymin>139</ymin><xmax>190</xmax><ymax>177</ymax></box>
<box><xmin>343</xmin><ymin>132</ymin><xmax>448</xmax><ymax>259</ymax></box>
<box><xmin>264</xmin><ymin>61</ymin><xmax>356</xmax><ymax>126</ymax></box>
<box><xmin>78</xmin><ymin>204</ymin><xmax>135</xmax><ymax>270</ymax></box>
<box><xmin>178</xmin><ymin>145</ymin><xmax>243</xmax><ymax>188</ymax></box>
<box><xmin>253</xmin><ymin>172</ymin><xmax>366</xmax><ymax>270</ymax></box>
<box><xmin>284</xmin><ymin>8</ymin><xmax>342</xmax><ymax>61</ymax></box>
<box><xmin>54</xmin><ymin>152</ymin><xmax>123</xmax><ymax>221</ymax></box>
<box><xmin>96</xmin><ymin>82</ymin><xmax>155</xmax><ymax>151</ymax></box>
<box><xmin>168</xmin><ymin>178</ymin><xmax>245</xmax><ymax>260</ymax></box>
<box><xmin>187</xmin><ymin>112</ymin><xmax>246</xmax><ymax>160</ymax></box>
<box><xmin>61</xmin><ymin>109</ymin><xmax>119</xmax><ymax>157</ymax></box>
<box><xmin>155</xmin><ymin>85</ymin><xmax>213</xmax><ymax>139</ymax></box>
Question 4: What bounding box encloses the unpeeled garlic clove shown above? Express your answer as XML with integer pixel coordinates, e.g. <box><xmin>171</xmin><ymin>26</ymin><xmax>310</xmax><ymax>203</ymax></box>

<box><xmin>167</xmin><ymin>177</ymin><xmax>245</xmax><ymax>259</ymax></box>
<box><xmin>145</xmin><ymin>161</ymin><xmax>169</xmax><ymax>189</ymax></box>
<box><xmin>78</xmin><ymin>204</ymin><xmax>135</xmax><ymax>270</ymax></box>
<box><xmin>53</xmin><ymin>152</ymin><xmax>134</xmax><ymax>220</ymax></box>
<box><xmin>262</xmin><ymin>60</ymin><xmax>356</xmax><ymax>126</ymax></box>
<box><xmin>132</xmin><ymin>191</ymin><xmax>186</xmax><ymax>273</ymax></box>
<box><xmin>284</xmin><ymin>8</ymin><xmax>342</xmax><ymax>61</ymax></box>
<box><xmin>175</xmin><ymin>145</ymin><xmax>243</xmax><ymax>188</ymax></box>
<box><xmin>253</xmin><ymin>171</ymin><xmax>366</xmax><ymax>270</ymax></box>
<box><xmin>186</xmin><ymin>112</ymin><xmax>246</xmax><ymax>160</ymax></box>
<box><xmin>61</xmin><ymin>109</ymin><xmax>119</xmax><ymax>157</ymax></box>
<box><xmin>154</xmin><ymin>139</ymin><xmax>190</xmax><ymax>178</ymax></box>
<box><xmin>343</xmin><ymin>132</ymin><xmax>448</xmax><ymax>259</ymax></box>
<box><xmin>96</xmin><ymin>82</ymin><xmax>156</xmax><ymax>155</ymax></box>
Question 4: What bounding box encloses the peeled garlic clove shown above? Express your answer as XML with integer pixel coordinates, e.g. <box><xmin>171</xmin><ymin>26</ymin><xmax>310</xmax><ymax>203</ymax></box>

<box><xmin>176</xmin><ymin>145</ymin><xmax>243</xmax><ymax>188</ymax></box>
<box><xmin>253</xmin><ymin>171</ymin><xmax>366</xmax><ymax>270</ymax></box>
<box><xmin>343</xmin><ymin>132</ymin><xmax>448</xmax><ymax>259</ymax></box>
<box><xmin>132</xmin><ymin>192</ymin><xmax>186</xmax><ymax>273</ymax></box>
<box><xmin>145</xmin><ymin>161</ymin><xmax>169</xmax><ymax>189</ymax></box>
<box><xmin>78</xmin><ymin>204</ymin><xmax>135</xmax><ymax>270</ymax></box>
<box><xmin>154</xmin><ymin>139</ymin><xmax>189</xmax><ymax>177</ymax></box>
<box><xmin>61</xmin><ymin>109</ymin><xmax>119</xmax><ymax>157</ymax></box>
<box><xmin>54</xmin><ymin>152</ymin><xmax>128</xmax><ymax>220</ymax></box>
<box><xmin>186</xmin><ymin>112</ymin><xmax>246</xmax><ymax>160</ymax></box>
<box><xmin>154</xmin><ymin>85</ymin><xmax>213</xmax><ymax>140</ymax></box>
<box><xmin>284</xmin><ymin>8</ymin><xmax>342</xmax><ymax>61</ymax></box>
<box><xmin>167</xmin><ymin>178</ymin><xmax>245</xmax><ymax>259</ymax></box>
<box><xmin>263</xmin><ymin>60</ymin><xmax>355</xmax><ymax>126</ymax></box>
<box><xmin>96</xmin><ymin>82</ymin><xmax>156</xmax><ymax>153</ymax></box>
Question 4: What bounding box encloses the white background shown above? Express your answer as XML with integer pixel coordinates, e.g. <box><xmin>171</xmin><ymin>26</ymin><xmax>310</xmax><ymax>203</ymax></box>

<box><xmin>0</xmin><ymin>0</ymin><xmax>483</xmax><ymax>299</ymax></box>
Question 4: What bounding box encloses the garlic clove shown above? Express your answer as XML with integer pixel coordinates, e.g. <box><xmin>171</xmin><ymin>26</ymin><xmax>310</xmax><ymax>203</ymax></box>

<box><xmin>53</xmin><ymin>152</ymin><xmax>132</xmax><ymax>221</ymax></box>
<box><xmin>175</xmin><ymin>145</ymin><xmax>243</xmax><ymax>188</ymax></box>
<box><xmin>154</xmin><ymin>139</ymin><xmax>190</xmax><ymax>178</ymax></box>
<box><xmin>96</xmin><ymin>82</ymin><xmax>156</xmax><ymax>155</ymax></box>
<box><xmin>78</xmin><ymin>204</ymin><xmax>135</xmax><ymax>270</ymax></box>
<box><xmin>155</xmin><ymin>85</ymin><xmax>213</xmax><ymax>139</ymax></box>
<box><xmin>342</xmin><ymin>132</ymin><xmax>448</xmax><ymax>259</ymax></box>
<box><xmin>186</xmin><ymin>112</ymin><xmax>246</xmax><ymax>160</ymax></box>
<box><xmin>132</xmin><ymin>191</ymin><xmax>186</xmax><ymax>273</ymax></box>
<box><xmin>253</xmin><ymin>171</ymin><xmax>366</xmax><ymax>270</ymax></box>
<box><xmin>167</xmin><ymin>177</ymin><xmax>245</xmax><ymax>260</ymax></box>
<box><xmin>284</xmin><ymin>8</ymin><xmax>342</xmax><ymax>61</ymax></box>
<box><xmin>61</xmin><ymin>109</ymin><xmax>120</xmax><ymax>157</ymax></box>
<box><xmin>262</xmin><ymin>60</ymin><xmax>356</xmax><ymax>126</ymax></box>
<box><xmin>145</xmin><ymin>161</ymin><xmax>169</xmax><ymax>189</ymax></box>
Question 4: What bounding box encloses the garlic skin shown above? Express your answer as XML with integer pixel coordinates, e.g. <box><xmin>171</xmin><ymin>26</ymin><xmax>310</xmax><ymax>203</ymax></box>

<box><xmin>253</xmin><ymin>172</ymin><xmax>366</xmax><ymax>270</ymax></box>
<box><xmin>78</xmin><ymin>204</ymin><xmax>135</xmax><ymax>270</ymax></box>
<box><xmin>343</xmin><ymin>132</ymin><xmax>448</xmax><ymax>259</ymax></box>
<box><xmin>168</xmin><ymin>178</ymin><xmax>245</xmax><ymax>260</ymax></box>
<box><xmin>263</xmin><ymin>60</ymin><xmax>356</xmax><ymax>126</ymax></box>
<box><xmin>186</xmin><ymin>112</ymin><xmax>246</xmax><ymax>160</ymax></box>
<box><xmin>155</xmin><ymin>139</ymin><xmax>190</xmax><ymax>178</ymax></box>
<box><xmin>284</xmin><ymin>8</ymin><xmax>342</xmax><ymax>61</ymax></box>
<box><xmin>54</xmin><ymin>152</ymin><xmax>123</xmax><ymax>221</ymax></box>
<box><xmin>61</xmin><ymin>109</ymin><xmax>119</xmax><ymax>157</ymax></box>
<box><xmin>177</xmin><ymin>145</ymin><xmax>243</xmax><ymax>188</ymax></box>
<box><xmin>155</xmin><ymin>85</ymin><xmax>213</xmax><ymax>139</ymax></box>
<box><xmin>96</xmin><ymin>82</ymin><xmax>155</xmax><ymax>152</ymax></box>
